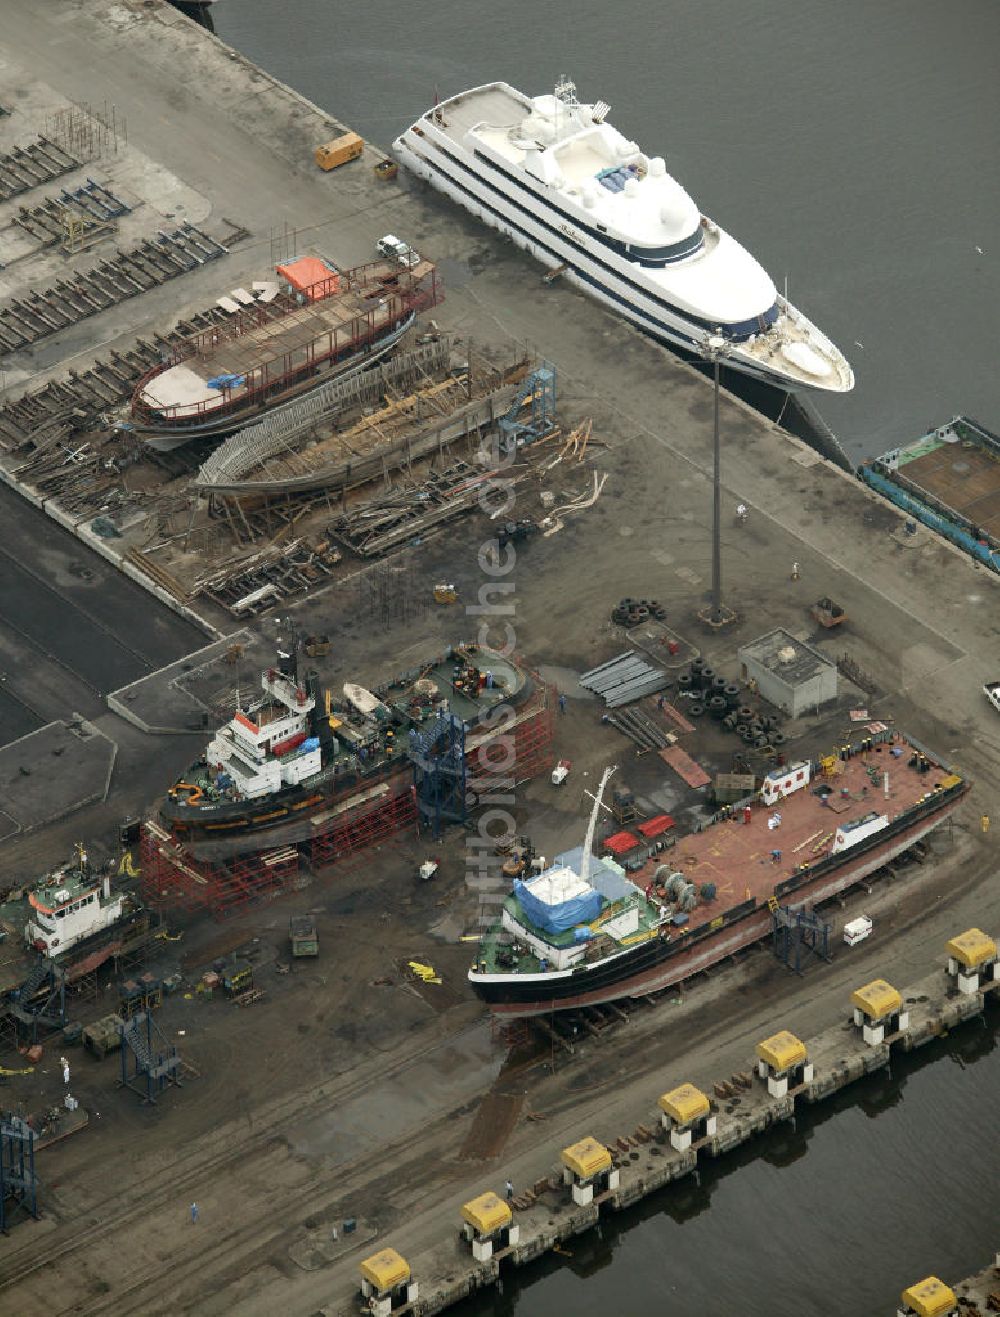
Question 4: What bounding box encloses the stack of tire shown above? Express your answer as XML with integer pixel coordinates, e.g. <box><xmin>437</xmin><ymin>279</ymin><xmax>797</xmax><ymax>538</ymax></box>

<box><xmin>611</xmin><ymin>597</ymin><xmax>668</xmax><ymax>628</ymax></box>
<box><xmin>724</xmin><ymin>705</ymin><xmax>785</xmax><ymax>748</ymax></box>
<box><xmin>678</xmin><ymin>660</ymin><xmax>745</xmax><ymax>725</ymax></box>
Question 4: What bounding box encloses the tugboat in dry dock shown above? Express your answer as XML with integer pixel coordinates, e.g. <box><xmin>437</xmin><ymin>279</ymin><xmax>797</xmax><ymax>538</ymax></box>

<box><xmin>161</xmin><ymin>641</ymin><xmax>536</xmax><ymax>846</ymax></box>
<box><xmin>470</xmin><ymin>733</ymin><xmax>969</xmax><ymax>1017</ymax></box>
<box><xmin>0</xmin><ymin>844</ymin><xmax>151</xmax><ymax>998</ymax></box>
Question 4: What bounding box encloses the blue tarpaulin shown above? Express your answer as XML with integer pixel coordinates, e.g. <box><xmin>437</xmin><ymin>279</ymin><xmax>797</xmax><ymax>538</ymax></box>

<box><xmin>514</xmin><ymin>877</ymin><xmax>602</xmax><ymax>935</ymax></box>
<box><xmin>207</xmin><ymin>372</ymin><xmax>245</xmax><ymax>391</ymax></box>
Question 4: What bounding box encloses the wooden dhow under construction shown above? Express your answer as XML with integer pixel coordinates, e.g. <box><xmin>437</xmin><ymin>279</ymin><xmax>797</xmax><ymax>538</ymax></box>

<box><xmin>130</xmin><ymin>255</ymin><xmax>443</xmax><ymax>441</ymax></box>
<box><xmin>192</xmin><ymin>341</ymin><xmax>545</xmax><ymax>503</ymax></box>
<box><xmin>187</xmin><ymin>337</ymin><xmax>556</xmax><ymax>562</ymax></box>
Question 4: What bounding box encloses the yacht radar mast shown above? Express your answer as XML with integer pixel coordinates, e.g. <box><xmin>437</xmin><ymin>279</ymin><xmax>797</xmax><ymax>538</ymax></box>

<box><xmin>554</xmin><ymin>75</ymin><xmax>579</xmax><ymax>107</ymax></box>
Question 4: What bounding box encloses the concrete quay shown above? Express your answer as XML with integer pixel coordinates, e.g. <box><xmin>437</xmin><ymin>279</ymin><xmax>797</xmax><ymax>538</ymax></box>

<box><xmin>371</xmin><ymin>964</ymin><xmax>1000</xmax><ymax>1317</ymax></box>
<box><xmin>946</xmin><ymin>1255</ymin><xmax>1000</xmax><ymax>1313</ymax></box>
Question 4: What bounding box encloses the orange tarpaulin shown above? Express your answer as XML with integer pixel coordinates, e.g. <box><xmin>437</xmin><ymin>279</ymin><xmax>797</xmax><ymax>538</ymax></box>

<box><xmin>276</xmin><ymin>256</ymin><xmax>339</xmax><ymax>301</ymax></box>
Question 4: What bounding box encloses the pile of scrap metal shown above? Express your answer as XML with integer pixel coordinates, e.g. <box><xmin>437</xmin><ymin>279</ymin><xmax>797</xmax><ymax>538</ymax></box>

<box><xmin>580</xmin><ymin>651</ymin><xmax>670</xmax><ymax>708</ymax></box>
<box><xmin>331</xmin><ymin>459</ymin><xmax>527</xmax><ymax>558</ymax></box>
<box><xmin>190</xmin><ymin>536</ymin><xmax>341</xmax><ymax>615</ymax></box>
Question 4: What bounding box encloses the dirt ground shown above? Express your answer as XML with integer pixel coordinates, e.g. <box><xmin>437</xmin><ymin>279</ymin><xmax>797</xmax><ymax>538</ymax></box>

<box><xmin>1</xmin><ymin>392</ymin><xmax>996</xmax><ymax>1313</ymax></box>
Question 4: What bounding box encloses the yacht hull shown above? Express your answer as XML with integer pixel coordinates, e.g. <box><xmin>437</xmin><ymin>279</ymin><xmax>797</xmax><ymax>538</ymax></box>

<box><xmin>394</xmin><ymin>85</ymin><xmax>853</xmax><ymax>395</ymax></box>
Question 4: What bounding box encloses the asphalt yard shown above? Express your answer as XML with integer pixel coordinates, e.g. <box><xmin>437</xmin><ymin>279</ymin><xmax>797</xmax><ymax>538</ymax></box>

<box><xmin>0</xmin><ymin>482</ymin><xmax>204</xmax><ymax>746</ymax></box>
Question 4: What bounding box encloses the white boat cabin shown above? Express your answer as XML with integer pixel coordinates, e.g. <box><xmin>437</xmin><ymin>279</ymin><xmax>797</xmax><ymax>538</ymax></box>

<box><xmin>204</xmin><ymin>667</ymin><xmax>324</xmax><ymax>801</ymax></box>
<box><xmin>25</xmin><ymin>852</ymin><xmax>124</xmax><ymax>957</ymax></box>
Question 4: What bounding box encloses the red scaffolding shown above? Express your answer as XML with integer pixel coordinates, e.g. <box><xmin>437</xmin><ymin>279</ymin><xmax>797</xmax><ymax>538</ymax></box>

<box><xmin>140</xmin><ymin>821</ymin><xmax>300</xmax><ymax>921</ymax></box>
<box><xmin>466</xmin><ymin>680</ymin><xmax>556</xmax><ymax>798</ymax></box>
<box><xmin>309</xmin><ymin>784</ymin><xmax>418</xmax><ymax>871</ymax></box>
<box><xmin>141</xmin><ymin>782</ymin><xmax>419</xmax><ymax>920</ymax></box>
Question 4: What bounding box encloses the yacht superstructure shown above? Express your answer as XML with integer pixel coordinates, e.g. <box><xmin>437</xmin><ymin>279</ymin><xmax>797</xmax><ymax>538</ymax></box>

<box><xmin>393</xmin><ymin>78</ymin><xmax>853</xmax><ymax>394</ymax></box>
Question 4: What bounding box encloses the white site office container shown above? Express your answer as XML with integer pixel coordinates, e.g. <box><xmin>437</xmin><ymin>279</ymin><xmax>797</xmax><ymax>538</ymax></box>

<box><xmin>844</xmin><ymin>915</ymin><xmax>874</xmax><ymax>947</ymax></box>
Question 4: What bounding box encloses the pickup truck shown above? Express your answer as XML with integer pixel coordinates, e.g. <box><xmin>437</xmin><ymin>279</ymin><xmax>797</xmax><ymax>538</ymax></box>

<box><xmin>376</xmin><ymin>233</ymin><xmax>420</xmax><ymax>269</ymax></box>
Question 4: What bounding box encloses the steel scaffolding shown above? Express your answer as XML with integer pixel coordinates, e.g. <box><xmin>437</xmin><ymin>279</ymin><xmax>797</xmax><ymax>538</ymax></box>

<box><xmin>410</xmin><ymin>711</ymin><xmax>467</xmax><ymax>838</ymax></box>
<box><xmin>770</xmin><ymin>900</ymin><xmax>832</xmax><ymax>974</ymax></box>
<box><xmin>309</xmin><ymin>784</ymin><xmax>418</xmax><ymax>869</ymax></box>
<box><xmin>7</xmin><ymin>959</ymin><xmax>66</xmax><ymax>1044</ymax></box>
<box><xmin>140</xmin><ymin>823</ymin><xmax>300</xmax><ymax>920</ymax></box>
<box><xmin>498</xmin><ymin>364</ymin><xmax>557</xmax><ymax>449</ymax></box>
<box><xmin>118</xmin><ymin>1010</ymin><xmax>182</xmax><ymax>1105</ymax></box>
<box><xmin>0</xmin><ymin>1115</ymin><xmax>38</xmax><ymax>1233</ymax></box>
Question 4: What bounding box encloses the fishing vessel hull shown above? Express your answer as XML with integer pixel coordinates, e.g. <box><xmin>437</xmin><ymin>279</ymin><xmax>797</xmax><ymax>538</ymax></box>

<box><xmin>471</xmin><ymin>783</ymin><xmax>966</xmax><ymax>1017</ymax></box>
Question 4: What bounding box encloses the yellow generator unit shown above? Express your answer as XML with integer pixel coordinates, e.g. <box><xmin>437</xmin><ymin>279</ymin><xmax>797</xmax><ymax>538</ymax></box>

<box><xmin>315</xmin><ymin>131</ymin><xmax>363</xmax><ymax>171</ymax></box>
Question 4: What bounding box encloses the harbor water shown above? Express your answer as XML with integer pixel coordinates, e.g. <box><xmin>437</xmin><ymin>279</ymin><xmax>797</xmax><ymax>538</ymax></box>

<box><xmin>206</xmin><ymin>4</ymin><xmax>1000</xmax><ymax>1311</ymax></box>
<box><xmin>211</xmin><ymin>0</ymin><xmax>1000</xmax><ymax>464</ymax></box>
<box><xmin>454</xmin><ymin>1014</ymin><xmax>1000</xmax><ymax>1316</ymax></box>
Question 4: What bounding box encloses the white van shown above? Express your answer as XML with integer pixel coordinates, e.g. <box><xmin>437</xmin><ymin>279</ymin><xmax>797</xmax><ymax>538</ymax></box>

<box><xmin>843</xmin><ymin>915</ymin><xmax>873</xmax><ymax>947</ymax></box>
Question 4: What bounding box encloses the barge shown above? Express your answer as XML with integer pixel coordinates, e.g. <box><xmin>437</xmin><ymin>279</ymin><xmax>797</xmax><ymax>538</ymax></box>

<box><xmin>859</xmin><ymin>415</ymin><xmax>1000</xmax><ymax>574</ymax></box>
<box><xmin>471</xmin><ymin>732</ymin><xmax>968</xmax><ymax>1016</ymax></box>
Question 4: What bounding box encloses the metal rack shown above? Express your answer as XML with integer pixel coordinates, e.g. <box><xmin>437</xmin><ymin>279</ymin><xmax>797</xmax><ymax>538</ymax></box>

<box><xmin>0</xmin><ymin>1115</ymin><xmax>38</xmax><ymax>1233</ymax></box>
<box><xmin>118</xmin><ymin>1011</ymin><xmax>182</xmax><ymax>1106</ymax></box>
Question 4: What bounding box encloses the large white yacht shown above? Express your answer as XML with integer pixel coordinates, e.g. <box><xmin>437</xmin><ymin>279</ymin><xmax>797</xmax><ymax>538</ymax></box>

<box><xmin>393</xmin><ymin>78</ymin><xmax>854</xmax><ymax>394</ymax></box>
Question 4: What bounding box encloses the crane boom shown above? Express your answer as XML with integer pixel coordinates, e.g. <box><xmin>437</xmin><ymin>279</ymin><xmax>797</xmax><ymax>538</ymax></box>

<box><xmin>580</xmin><ymin>764</ymin><xmax>616</xmax><ymax>888</ymax></box>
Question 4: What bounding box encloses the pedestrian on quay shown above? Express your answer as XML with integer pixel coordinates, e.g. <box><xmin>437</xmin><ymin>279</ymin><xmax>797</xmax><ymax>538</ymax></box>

<box><xmin>558</xmin><ymin>693</ymin><xmax>567</xmax><ymax>715</ymax></box>
<box><xmin>505</xmin><ymin>1179</ymin><xmax>514</xmax><ymax>1203</ymax></box>
<box><xmin>190</xmin><ymin>1202</ymin><xmax>199</xmax><ymax>1224</ymax></box>
<box><xmin>60</xmin><ymin>1056</ymin><xmax>70</xmax><ymax>1085</ymax></box>
<box><xmin>982</xmin><ymin>813</ymin><xmax>991</xmax><ymax>834</ymax></box>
